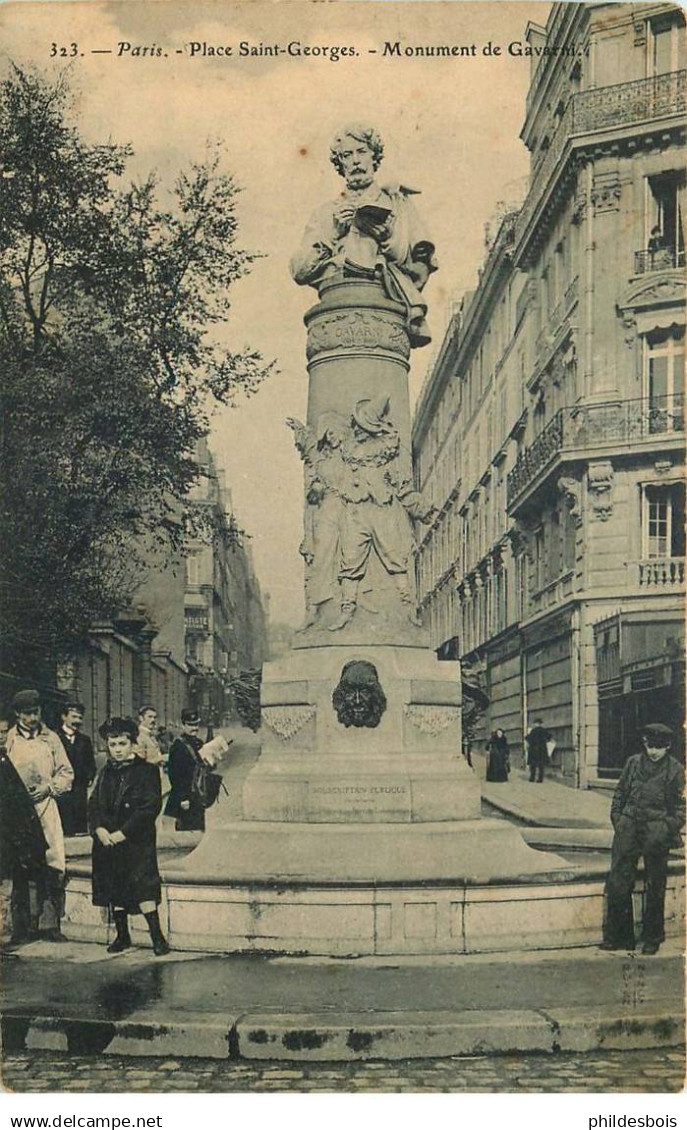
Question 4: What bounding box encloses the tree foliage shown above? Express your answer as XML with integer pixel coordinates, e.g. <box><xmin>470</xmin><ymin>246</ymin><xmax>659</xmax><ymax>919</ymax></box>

<box><xmin>0</xmin><ymin>66</ymin><xmax>273</xmax><ymax>668</ymax></box>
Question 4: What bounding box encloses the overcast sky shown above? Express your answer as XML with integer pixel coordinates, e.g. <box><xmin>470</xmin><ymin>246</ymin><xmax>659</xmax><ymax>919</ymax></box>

<box><xmin>1</xmin><ymin>0</ymin><xmax>552</xmax><ymax>626</ymax></box>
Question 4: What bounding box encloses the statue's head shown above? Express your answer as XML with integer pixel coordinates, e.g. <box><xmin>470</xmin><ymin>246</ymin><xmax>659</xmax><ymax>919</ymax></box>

<box><xmin>332</xmin><ymin>660</ymin><xmax>387</xmax><ymax>729</ymax></box>
<box><xmin>330</xmin><ymin>124</ymin><xmax>384</xmax><ymax>188</ymax></box>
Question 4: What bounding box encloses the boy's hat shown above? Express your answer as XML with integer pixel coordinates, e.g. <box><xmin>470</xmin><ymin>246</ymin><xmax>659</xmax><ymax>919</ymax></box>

<box><xmin>641</xmin><ymin>722</ymin><xmax>673</xmax><ymax>743</ymax></box>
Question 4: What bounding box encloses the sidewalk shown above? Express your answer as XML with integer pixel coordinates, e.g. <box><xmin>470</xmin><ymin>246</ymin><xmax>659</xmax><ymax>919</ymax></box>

<box><xmin>475</xmin><ymin>756</ymin><xmax>613</xmax><ymax>829</ymax></box>
<box><xmin>2</xmin><ymin>938</ymin><xmax>683</xmax><ymax>1062</ymax></box>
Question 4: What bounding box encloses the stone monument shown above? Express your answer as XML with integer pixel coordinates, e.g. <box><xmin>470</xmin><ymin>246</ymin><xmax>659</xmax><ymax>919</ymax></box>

<box><xmin>185</xmin><ymin>124</ymin><xmax>567</xmax><ymax>894</ymax></box>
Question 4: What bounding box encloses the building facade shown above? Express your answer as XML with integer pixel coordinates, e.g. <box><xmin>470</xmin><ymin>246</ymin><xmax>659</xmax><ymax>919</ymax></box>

<box><xmin>184</xmin><ymin>440</ymin><xmax>268</xmax><ymax>724</ymax></box>
<box><xmin>413</xmin><ymin>1</ymin><xmax>685</xmax><ymax>784</ymax></box>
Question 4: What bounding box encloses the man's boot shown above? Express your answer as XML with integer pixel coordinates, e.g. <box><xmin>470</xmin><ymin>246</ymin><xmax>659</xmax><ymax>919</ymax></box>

<box><xmin>144</xmin><ymin>910</ymin><xmax>170</xmax><ymax>956</ymax></box>
<box><xmin>107</xmin><ymin>909</ymin><xmax>132</xmax><ymax>954</ymax></box>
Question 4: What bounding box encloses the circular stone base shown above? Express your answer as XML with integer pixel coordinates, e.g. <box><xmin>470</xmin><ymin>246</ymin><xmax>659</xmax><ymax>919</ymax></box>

<box><xmin>63</xmin><ymin>857</ymin><xmax>685</xmax><ymax>958</ymax></box>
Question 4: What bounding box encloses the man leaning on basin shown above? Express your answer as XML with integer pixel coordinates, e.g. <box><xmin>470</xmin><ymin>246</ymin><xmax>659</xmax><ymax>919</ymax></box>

<box><xmin>601</xmin><ymin>722</ymin><xmax>685</xmax><ymax>957</ymax></box>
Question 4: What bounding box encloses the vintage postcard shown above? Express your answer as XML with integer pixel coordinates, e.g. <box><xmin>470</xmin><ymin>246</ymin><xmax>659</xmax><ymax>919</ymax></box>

<box><xmin>0</xmin><ymin>0</ymin><xmax>684</xmax><ymax>1100</ymax></box>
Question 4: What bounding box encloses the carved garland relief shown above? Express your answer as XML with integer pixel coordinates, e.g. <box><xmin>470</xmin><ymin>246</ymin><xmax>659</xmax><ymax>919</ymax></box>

<box><xmin>261</xmin><ymin>705</ymin><xmax>317</xmax><ymax>741</ymax></box>
<box><xmin>404</xmin><ymin>704</ymin><xmax>461</xmax><ymax>736</ymax></box>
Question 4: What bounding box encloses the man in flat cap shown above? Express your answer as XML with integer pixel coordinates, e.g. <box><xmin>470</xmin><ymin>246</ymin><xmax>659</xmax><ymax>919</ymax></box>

<box><xmin>6</xmin><ymin>689</ymin><xmax>74</xmax><ymax>942</ymax></box>
<box><xmin>601</xmin><ymin>722</ymin><xmax>685</xmax><ymax>955</ymax></box>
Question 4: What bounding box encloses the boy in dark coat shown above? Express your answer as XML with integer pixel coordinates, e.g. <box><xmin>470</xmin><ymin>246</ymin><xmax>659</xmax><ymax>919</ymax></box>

<box><xmin>600</xmin><ymin>722</ymin><xmax>685</xmax><ymax>955</ymax></box>
<box><xmin>56</xmin><ymin>702</ymin><xmax>96</xmax><ymax>835</ymax></box>
<box><xmin>89</xmin><ymin>717</ymin><xmax>169</xmax><ymax>956</ymax></box>
<box><xmin>164</xmin><ymin>709</ymin><xmax>206</xmax><ymax>831</ymax></box>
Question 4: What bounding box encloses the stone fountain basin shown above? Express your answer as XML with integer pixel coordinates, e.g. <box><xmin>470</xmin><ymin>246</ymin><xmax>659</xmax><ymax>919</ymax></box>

<box><xmin>62</xmin><ymin>828</ymin><xmax>684</xmax><ymax>958</ymax></box>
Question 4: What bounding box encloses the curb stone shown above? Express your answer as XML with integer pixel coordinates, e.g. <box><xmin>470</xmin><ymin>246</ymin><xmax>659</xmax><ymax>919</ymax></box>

<box><xmin>3</xmin><ymin>1003</ymin><xmax>683</xmax><ymax>1062</ymax></box>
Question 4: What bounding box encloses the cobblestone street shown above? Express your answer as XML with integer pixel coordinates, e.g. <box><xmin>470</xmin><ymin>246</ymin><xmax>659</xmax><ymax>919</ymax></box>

<box><xmin>2</xmin><ymin>1048</ymin><xmax>684</xmax><ymax>1093</ymax></box>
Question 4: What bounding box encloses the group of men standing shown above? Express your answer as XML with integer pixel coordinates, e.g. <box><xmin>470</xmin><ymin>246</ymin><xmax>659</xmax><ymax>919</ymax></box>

<box><xmin>0</xmin><ymin>689</ymin><xmax>169</xmax><ymax>948</ymax></box>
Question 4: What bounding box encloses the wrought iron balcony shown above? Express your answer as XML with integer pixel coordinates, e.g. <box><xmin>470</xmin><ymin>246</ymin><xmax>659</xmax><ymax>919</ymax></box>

<box><xmin>507</xmin><ymin>395</ymin><xmax>685</xmax><ymax>507</ymax></box>
<box><xmin>637</xmin><ymin>558</ymin><xmax>685</xmax><ymax>588</ymax></box>
<box><xmin>634</xmin><ymin>247</ymin><xmax>686</xmax><ymax>274</ymax></box>
<box><xmin>573</xmin><ymin>70</ymin><xmax>686</xmax><ymax>132</ymax></box>
<box><xmin>516</xmin><ymin>71</ymin><xmax>686</xmax><ymax>247</ymax></box>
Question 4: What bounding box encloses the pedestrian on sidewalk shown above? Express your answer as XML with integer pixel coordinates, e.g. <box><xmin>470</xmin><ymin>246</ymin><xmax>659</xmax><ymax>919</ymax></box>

<box><xmin>0</xmin><ymin>714</ymin><xmax>49</xmax><ymax>948</ymax></box>
<box><xmin>526</xmin><ymin>718</ymin><xmax>550</xmax><ymax>783</ymax></box>
<box><xmin>486</xmin><ymin>729</ymin><xmax>510</xmax><ymax>782</ymax></box>
<box><xmin>136</xmin><ymin>705</ymin><xmax>165</xmax><ymax>767</ymax></box>
<box><xmin>55</xmin><ymin>701</ymin><xmax>96</xmax><ymax>836</ymax></box>
<box><xmin>165</xmin><ymin>709</ymin><xmax>207</xmax><ymax>832</ymax></box>
<box><xmin>600</xmin><ymin>722</ymin><xmax>685</xmax><ymax>956</ymax></box>
<box><xmin>89</xmin><ymin>717</ymin><xmax>169</xmax><ymax>956</ymax></box>
<box><xmin>6</xmin><ymin>689</ymin><xmax>74</xmax><ymax>942</ymax></box>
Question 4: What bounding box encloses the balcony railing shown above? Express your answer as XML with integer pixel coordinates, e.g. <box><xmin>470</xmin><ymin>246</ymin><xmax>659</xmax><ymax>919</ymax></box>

<box><xmin>507</xmin><ymin>395</ymin><xmax>685</xmax><ymax>506</ymax></box>
<box><xmin>634</xmin><ymin>247</ymin><xmax>686</xmax><ymax>274</ymax></box>
<box><xmin>516</xmin><ymin>71</ymin><xmax>686</xmax><ymax>247</ymax></box>
<box><xmin>507</xmin><ymin>411</ymin><xmax>565</xmax><ymax>504</ymax></box>
<box><xmin>637</xmin><ymin>558</ymin><xmax>685</xmax><ymax>588</ymax></box>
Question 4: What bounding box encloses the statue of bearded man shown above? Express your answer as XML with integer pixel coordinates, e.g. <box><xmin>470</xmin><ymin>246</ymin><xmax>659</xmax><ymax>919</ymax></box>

<box><xmin>290</xmin><ymin>124</ymin><xmax>437</xmax><ymax>348</ymax></box>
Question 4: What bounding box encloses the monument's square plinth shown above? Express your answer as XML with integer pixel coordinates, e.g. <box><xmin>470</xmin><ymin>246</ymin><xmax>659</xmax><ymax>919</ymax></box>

<box><xmin>245</xmin><ymin>643</ymin><xmax>477</xmax><ymax>823</ymax></box>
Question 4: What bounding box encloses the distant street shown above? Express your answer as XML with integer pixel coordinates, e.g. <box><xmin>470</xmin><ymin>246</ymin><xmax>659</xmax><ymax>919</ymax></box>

<box><xmin>2</xmin><ymin>1048</ymin><xmax>684</xmax><ymax>1093</ymax></box>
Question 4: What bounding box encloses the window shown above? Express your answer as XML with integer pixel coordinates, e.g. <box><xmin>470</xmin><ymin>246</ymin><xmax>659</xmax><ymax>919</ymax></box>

<box><xmin>645</xmin><ymin>327</ymin><xmax>685</xmax><ymax>432</ymax></box>
<box><xmin>643</xmin><ymin>484</ymin><xmax>686</xmax><ymax>559</ymax></box>
<box><xmin>554</xmin><ymin>238</ymin><xmax>566</xmax><ymax>306</ymax></box>
<box><xmin>646</xmin><ymin>171</ymin><xmax>685</xmax><ymax>265</ymax></box>
<box><xmin>186</xmin><ymin>554</ymin><xmax>200</xmax><ymax>585</ymax></box>
<box><xmin>547</xmin><ymin>511</ymin><xmax>562</xmax><ymax>585</ymax></box>
<box><xmin>533</xmin><ymin>392</ymin><xmax>547</xmax><ymax>437</ymax></box>
<box><xmin>533</xmin><ymin>527</ymin><xmax>545</xmax><ymax>592</ymax></box>
<box><xmin>563</xmin><ymin>505</ymin><xmax>577</xmax><ymax>572</ymax></box>
<box><xmin>515</xmin><ymin>554</ymin><xmax>526</xmax><ymax>620</ymax></box>
<box><xmin>648</xmin><ymin>14</ymin><xmax>686</xmax><ymax>77</ymax></box>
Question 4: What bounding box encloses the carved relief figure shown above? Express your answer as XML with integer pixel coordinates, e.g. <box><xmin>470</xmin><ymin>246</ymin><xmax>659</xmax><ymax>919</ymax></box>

<box><xmin>287</xmin><ymin>411</ymin><xmax>349</xmax><ymax>631</ymax></box>
<box><xmin>288</xmin><ymin>397</ymin><xmax>436</xmax><ymax>631</ymax></box>
<box><xmin>290</xmin><ymin>124</ymin><xmax>437</xmax><ymax>348</ymax></box>
<box><xmin>333</xmin><ymin>395</ymin><xmax>435</xmax><ymax>629</ymax></box>
<box><xmin>332</xmin><ymin>660</ymin><xmax>387</xmax><ymax>729</ymax></box>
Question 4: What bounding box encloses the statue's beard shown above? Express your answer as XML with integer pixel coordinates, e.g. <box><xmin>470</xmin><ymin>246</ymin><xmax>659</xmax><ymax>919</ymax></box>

<box><xmin>346</xmin><ymin>172</ymin><xmax>374</xmax><ymax>191</ymax></box>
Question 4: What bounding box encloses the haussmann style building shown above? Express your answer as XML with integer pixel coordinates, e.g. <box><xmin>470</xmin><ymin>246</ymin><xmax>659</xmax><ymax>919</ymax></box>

<box><xmin>184</xmin><ymin>440</ymin><xmax>269</xmax><ymax>725</ymax></box>
<box><xmin>412</xmin><ymin>0</ymin><xmax>685</xmax><ymax>785</ymax></box>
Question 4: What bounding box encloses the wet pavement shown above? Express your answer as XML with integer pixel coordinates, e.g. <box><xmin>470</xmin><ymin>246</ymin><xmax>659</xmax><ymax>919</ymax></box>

<box><xmin>2</xmin><ymin>1046</ymin><xmax>684</xmax><ymax>1092</ymax></box>
<box><xmin>2</xmin><ymin>940</ymin><xmax>682</xmax><ymax>1024</ymax></box>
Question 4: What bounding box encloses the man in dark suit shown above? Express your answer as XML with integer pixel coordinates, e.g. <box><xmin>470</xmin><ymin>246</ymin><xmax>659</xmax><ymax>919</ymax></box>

<box><xmin>526</xmin><ymin>718</ymin><xmax>551</xmax><ymax>783</ymax></box>
<box><xmin>56</xmin><ymin>702</ymin><xmax>96</xmax><ymax>835</ymax></box>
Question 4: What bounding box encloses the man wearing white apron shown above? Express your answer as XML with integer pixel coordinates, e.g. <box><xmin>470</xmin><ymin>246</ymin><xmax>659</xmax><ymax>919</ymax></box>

<box><xmin>7</xmin><ymin>689</ymin><xmax>74</xmax><ymax>942</ymax></box>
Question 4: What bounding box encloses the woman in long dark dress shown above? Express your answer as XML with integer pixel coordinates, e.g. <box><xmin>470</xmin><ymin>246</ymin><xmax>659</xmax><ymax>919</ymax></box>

<box><xmin>486</xmin><ymin>728</ymin><xmax>510</xmax><ymax>783</ymax></box>
<box><xmin>164</xmin><ymin>709</ymin><xmax>206</xmax><ymax>832</ymax></box>
<box><xmin>89</xmin><ymin>717</ymin><xmax>169</xmax><ymax>956</ymax></box>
